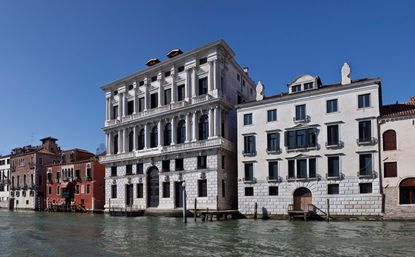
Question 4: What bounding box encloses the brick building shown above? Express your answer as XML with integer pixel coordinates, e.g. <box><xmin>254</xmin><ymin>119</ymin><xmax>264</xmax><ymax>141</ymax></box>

<box><xmin>46</xmin><ymin>149</ymin><xmax>105</xmax><ymax>212</ymax></box>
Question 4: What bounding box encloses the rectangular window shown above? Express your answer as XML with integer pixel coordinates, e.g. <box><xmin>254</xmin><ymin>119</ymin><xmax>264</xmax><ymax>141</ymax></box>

<box><xmin>359</xmin><ymin>120</ymin><xmax>372</xmax><ymax>142</ymax></box>
<box><xmin>48</xmin><ymin>186</ymin><xmax>52</xmax><ymax>195</ymax></box>
<box><xmin>288</xmin><ymin>160</ymin><xmax>295</xmax><ymax>178</ymax></box>
<box><xmin>112</xmin><ymin>106</ymin><xmax>118</xmax><ymax>119</ymax></box>
<box><xmin>269</xmin><ymin>186</ymin><xmax>278</xmax><ymax>196</ymax></box>
<box><xmin>57</xmin><ymin>186</ymin><xmax>60</xmax><ymax>195</ymax></box>
<box><xmin>328</xmin><ymin>156</ymin><xmax>340</xmax><ymax>177</ymax></box>
<box><xmin>151</xmin><ymin>76</ymin><xmax>157</xmax><ymax>82</ymax></box>
<box><xmin>136</xmin><ymin>183</ymin><xmax>143</xmax><ymax>198</ymax></box>
<box><xmin>128</xmin><ymin>84</ymin><xmax>134</xmax><ymax>90</ymax></box>
<box><xmin>164</xmin><ymin>89</ymin><xmax>171</xmax><ymax>105</ymax></box>
<box><xmin>164</xmin><ymin>71</ymin><xmax>171</xmax><ymax>77</ymax></box>
<box><xmin>296</xmin><ymin>159</ymin><xmax>307</xmax><ymax>178</ymax></box>
<box><xmin>384</xmin><ymin>162</ymin><xmax>397</xmax><ymax>178</ymax></box>
<box><xmin>76</xmin><ymin>185</ymin><xmax>80</xmax><ymax>194</ymax></box>
<box><xmin>198</xmin><ymin>77</ymin><xmax>208</xmax><ymax>95</ymax></box>
<box><xmin>138</xmin><ymin>97</ymin><xmax>145</xmax><ymax>112</ymax></box>
<box><xmin>178</xmin><ymin>66</ymin><xmax>184</xmax><ymax>73</ymax></box>
<box><xmin>326</xmin><ymin>99</ymin><xmax>338</xmax><ymax>113</ymax></box>
<box><xmin>359</xmin><ymin>154</ymin><xmax>372</xmax><ymax>176</ymax></box>
<box><xmin>295</xmin><ymin>105</ymin><xmax>306</xmax><ymax>120</ymax></box>
<box><xmin>163</xmin><ymin>182</ymin><xmax>170</xmax><ymax>198</ymax></box>
<box><xmin>243</xmin><ymin>113</ymin><xmax>253</xmax><ymax>125</ymax></box>
<box><xmin>198</xmin><ymin>179</ymin><xmax>207</xmax><ymax>197</ymax></box>
<box><xmin>304</xmin><ymin>82</ymin><xmax>313</xmax><ymax>90</ymax></box>
<box><xmin>175</xmin><ymin>158</ymin><xmax>184</xmax><ymax>171</ymax></box>
<box><xmin>221</xmin><ymin>180</ymin><xmax>226</xmax><ymax>198</ymax></box>
<box><xmin>359</xmin><ymin>183</ymin><xmax>372</xmax><ymax>194</ymax></box>
<box><xmin>86</xmin><ymin>184</ymin><xmax>90</xmax><ymax>194</ymax></box>
<box><xmin>111</xmin><ymin>166</ymin><xmax>117</xmax><ymax>177</ymax></box>
<box><xmin>328</xmin><ymin>184</ymin><xmax>339</xmax><ymax>195</ymax></box>
<box><xmin>267</xmin><ymin>109</ymin><xmax>277</xmax><ymax>122</ymax></box>
<box><xmin>292</xmin><ymin>85</ymin><xmax>301</xmax><ymax>92</ymax></box>
<box><xmin>244</xmin><ymin>187</ymin><xmax>254</xmax><ymax>196</ymax></box>
<box><xmin>244</xmin><ymin>163</ymin><xmax>254</xmax><ymax>181</ymax></box>
<box><xmin>358</xmin><ymin>94</ymin><xmax>370</xmax><ymax>108</ymax></box>
<box><xmin>268</xmin><ymin>161</ymin><xmax>278</xmax><ymax>180</ymax></box>
<box><xmin>127</xmin><ymin>100</ymin><xmax>134</xmax><ymax>115</ymax></box>
<box><xmin>327</xmin><ymin>125</ymin><xmax>339</xmax><ymax>145</ymax></box>
<box><xmin>243</xmin><ymin>136</ymin><xmax>256</xmax><ymax>154</ymax></box>
<box><xmin>177</xmin><ymin>84</ymin><xmax>185</xmax><ymax>101</ymax></box>
<box><xmin>197</xmin><ymin>156</ymin><xmax>207</xmax><ymax>169</ymax></box>
<box><xmin>162</xmin><ymin>160</ymin><xmax>170</xmax><ymax>172</ymax></box>
<box><xmin>150</xmin><ymin>93</ymin><xmax>158</xmax><ymax>109</ymax></box>
<box><xmin>75</xmin><ymin>170</ymin><xmax>80</xmax><ymax>179</ymax></box>
<box><xmin>286</xmin><ymin>128</ymin><xmax>317</xmax><ymax>149</ymax></box>
<box><xmin>199</xmin><ymin>57</ymin><xmax>207</xmax><ymax>65</ymax></box>
<box><xmin>309</xmin><ymin>158</ymin><xmax>316</xmax><ymax>178</ymax></box>
<box><xmin>126</xmin><ymin>164</ymin><xmax>133</xmax><ymax>175</ymax></box>
<box><xmin>86</xmin><ymin>168</ymin><xmax>92</xmax><ymax>179</ymax></box>
<box><xmin>111</xmin><ymin>185</ymin><xmax>117</xmax><ymax>198</ymax></box>
<box><xmin>139</xmin><ymin>81</ymin><xmax>144</xmax><ymax>86</ymax></box>
<box><xmin>136</xmin><ymin>163</ymin><xmax>143</xmax><ymax>174</ymax></box>
<box><xmin>267</xmin><ymin>133</ymin><xmax>280</xmax><ymax>151</ymax></box>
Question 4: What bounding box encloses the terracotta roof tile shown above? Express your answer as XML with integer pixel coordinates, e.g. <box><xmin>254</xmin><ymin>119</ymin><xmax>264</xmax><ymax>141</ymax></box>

<box><xmin>381</xmin><ymin>99</ymin><xmax>415</xmax><ymax>118</ymax></box>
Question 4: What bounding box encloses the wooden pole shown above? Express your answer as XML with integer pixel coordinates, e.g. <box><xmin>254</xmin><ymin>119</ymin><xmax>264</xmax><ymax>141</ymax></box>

<box><xmin>194</xmin><ymin>198</ymin><xmax>197</xmax><ymax>221</ymax></box>
<box><xmin>254</xmin><ymin>202</ymin><xmax>258</xmax><ymax>219</ymax></box>
<box><xmin>326</xmin><ymin>198</ymin><xmax>330</xmax><ymax>222</ymax></box>
<box><xmin>182</xmin><ymin>183</ymin><xmax>187</xmax><ymax>224</ymax></box>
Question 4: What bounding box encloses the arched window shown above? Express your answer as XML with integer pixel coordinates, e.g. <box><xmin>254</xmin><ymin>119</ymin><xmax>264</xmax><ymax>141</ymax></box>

<box><xmin>151</xmin><ymin>126</ymin><xmax>158</xmax><ymax>148</ymax></box>
<box><xmin>164</xmin><ymin>123</ymin><xmax>172</xmax><ymax>146</ymax></box>
<box><xmin>177</xmin><ymin>120</ymin><xmax>186</xmax><ymax>144</ymax></box>
<box><xmin>128</xmin><ymin>131</ymin><xmax>134</xmax><ymax>152</ymax></box>
<box><xmin>138</xmin><ymin>128</ymin><xmax>145</xmax><ymax>150</ymax></box>
<box><xmin>113</xmin><ymin>134</ymin><xmax>119</xmax><ymax>154</ymax></box>
<box><xmin>199</xmin><ymin>115</ymin><xmax>209</xmax><ymax>140</ymax></box>
<box><xmin>383</xmin><ymin>130</ymin><xmax>397</xmax><ymax>151</ymax></box>
<box><xmin>400</xmin><ymin>178</ymin><xmax>415</xmax><ymax>204</ymax></box>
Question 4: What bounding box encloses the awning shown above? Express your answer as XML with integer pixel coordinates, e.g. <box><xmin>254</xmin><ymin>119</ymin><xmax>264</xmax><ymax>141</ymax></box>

<box><xmin>400</xmin><ymin>178</ymin><xmax>415</xmax><ymax>187</ymax></box>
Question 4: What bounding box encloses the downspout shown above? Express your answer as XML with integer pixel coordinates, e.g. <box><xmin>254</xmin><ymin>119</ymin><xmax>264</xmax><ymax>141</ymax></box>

<box><xmin>377</xmin><ymin>81</ymin><xmax>385</xmax><ymax>214</ymax></box>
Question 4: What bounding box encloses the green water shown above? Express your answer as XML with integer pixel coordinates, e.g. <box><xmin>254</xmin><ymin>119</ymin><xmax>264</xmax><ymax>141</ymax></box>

<box><xmin>0</xmin><ymin>210</ymin><xmax>414</xmax><ymax>257</ymax></box>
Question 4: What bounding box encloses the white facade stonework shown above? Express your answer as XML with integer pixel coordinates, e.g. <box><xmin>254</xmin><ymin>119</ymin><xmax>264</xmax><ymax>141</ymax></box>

<box><xmin>0</xmin><ymin>155</ymin><xmax>11</xmax><ymax>208</ymax></box>
<box><xmin>237</xmin><ymin>70</ymin><xmax>383</xmax><ymax>217</ymax></box>
<box><xmin>100</xmin><ymin>40</ymin><xmax>255</xmax><ymax>212</ymax></box>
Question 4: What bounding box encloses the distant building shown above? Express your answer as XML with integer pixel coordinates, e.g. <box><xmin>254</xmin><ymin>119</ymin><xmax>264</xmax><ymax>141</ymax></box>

<box><xmin>380</xmin><ymin>96</ymin><xmax>415</xmax><ymax>219</ymax></box>
<box><xmin>10</xmin><ymin>137</ymin><xmax>61</xmax><ymax>210</ymax></box>
<box><xmin>46</xmin><ymin>149</ymin><xmax>105</xmax><ymax>212</ymax></box>
<box><xmin>0</xmin><ymin>155</ymin><xmax>11</xmax><ymax>208</ymax></box>
<box><xmin>237</xmin><ymin>64</ymin><xmax>383</xmax><ymax>217</ymax></box>
<box><xmin>99</xmin><ymin>39</ymin><xmax>255</xmax><ymax>213</ymax></box>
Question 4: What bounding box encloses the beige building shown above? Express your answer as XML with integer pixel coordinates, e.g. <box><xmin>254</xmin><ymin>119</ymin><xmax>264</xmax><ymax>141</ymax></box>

<box><xmin>0</xmin><ymin>155</ymin><xmax>11</xmax><ymax>208</ymax></box>
<box><xmin>380</xmin><ymin>96</ymin><xmax>415</xmax><ymax>219</ymax></box>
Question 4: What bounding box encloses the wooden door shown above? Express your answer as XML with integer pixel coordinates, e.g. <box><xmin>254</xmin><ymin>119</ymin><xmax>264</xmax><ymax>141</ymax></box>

<box><xmin>293</xmin><ymin>188</ymin><xmax>312</xmax><ymax>211</ymax></box>
<box><xmin>147</xmin><ymin>167</ymin><xmax>159</xmax><ymax>208</ymax></box>
<box><xmin>175</xmin><ymin>182</ymin><xmax>183</xmax><ymax>208</ymax></box>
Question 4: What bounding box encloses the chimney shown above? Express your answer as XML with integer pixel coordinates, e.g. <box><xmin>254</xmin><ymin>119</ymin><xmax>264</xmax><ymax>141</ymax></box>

<box><xmin>256</xmin><ymin>81</ymin><xmax>265</xmax><ymax>101</ymax></box>
<box><xmin>243</xmin><ymin>67</ymin><xmax>249</xmax><ymax>75</ymax></box>
<box><xmin>341</xmin><ymin>63</ymin><xmax>351</xmax><ymax>85</ymax></box>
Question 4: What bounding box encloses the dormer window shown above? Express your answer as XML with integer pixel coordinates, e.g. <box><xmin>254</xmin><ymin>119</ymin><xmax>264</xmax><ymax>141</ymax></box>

<box><xmin>151</xmin><ymin>76</ymin><xmax>157</xmax><ymax>82</ymax></box>
<box><xmin>304</xmin><ymin>82</ymin><xmax>313</xmax><ymax>90</ymax></box>
<box><xmin>128</xmin><ymin>84</ymin><xmax>134</xmax><ymax>91</ymax></box>
<box><xmin>114</xmin><ymin>90</ymin><xmax>118</xmax><ymax>96</ymax></box>
<box><xmin>292</xmin><ymin>85</ymin><xmax>301</xmax><ymax>93</ymax></box>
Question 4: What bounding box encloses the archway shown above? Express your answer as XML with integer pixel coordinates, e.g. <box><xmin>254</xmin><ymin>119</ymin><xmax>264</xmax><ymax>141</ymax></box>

<box><xmin>399</xmin><ymin>178</ymin><xmax>415</xmax><ymax>204</ymax></box>
<box><xmin>147</xmin><ymin>166</ymin><xmax>160</xmax><ymax>208</ymax></box>
<box><xmin>293</xmin><ymin>187</ymin><xmax>312</xmax><ymax>211</ymax></box>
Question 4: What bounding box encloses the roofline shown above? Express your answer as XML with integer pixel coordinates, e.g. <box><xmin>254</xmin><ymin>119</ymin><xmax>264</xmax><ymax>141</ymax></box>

<box><xmin>236</xmin><ymin>78</ymin><xmax>381</xmax><ymax>109</ymax></box>
<box><xmin>0</xmin><ymin>154</ymin><xmax>11</xmax><ymax>159</ymax></box>
<box><xmin>100</xmin><ymin>39</ymin><xmax>235</xmax><ymax>91</ymax></box>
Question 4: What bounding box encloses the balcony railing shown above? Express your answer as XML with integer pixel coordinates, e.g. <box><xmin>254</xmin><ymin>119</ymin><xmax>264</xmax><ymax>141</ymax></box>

<box><xmin>325</xmin><ymin>172</ymin><xmax>344</xmax><ymax>180</ymax></box>
<box><xmin>286</xmin><ymin>175</ymin><xmax>319</xmax><ymax>182</ymax></box>
<box><xmin>266</xmin><ymin>148</ymin><xmax>282</xmax><ymax>154</ymax></box>
<box><xmin>356</xmin><ymin>137</ymin><xmax>377</xmax><ymax>146</ymax></box>
<box><xmin>357</xmin><ymin>170</ymin><xmax>377</xmax><ymax>178</ymax></box>
<box><xmin>286</xmin><ymin>144</ymin><xmax>318</xmax><ymax>152</ymax></box>
<box><xmin>267</xmin><ymin>176</ymin><xmax>282</xmax><ymax>183</ymax></box>
<box><xmin>242</xmin><ymin>150</ymin><xmax>256</xmax><ymax>157</ymax></box>
<box><xmin>242</xmin><ymin>177</ymin><xmax>257</xmax><ymax>184</ymax></box>
<box><xmin>325</xmin><ymin>141</ymin><xmax>344</xmax><ymax>149</ymax></box>
<box><xmin>293</xmin><ymin>115</ymin><xmax>311</xmax><ymax>123</ymax></box>
<box><xmin>192</xmin><ymin>94</ymin><xmax>212</xmax><ymax>104</ymax></box>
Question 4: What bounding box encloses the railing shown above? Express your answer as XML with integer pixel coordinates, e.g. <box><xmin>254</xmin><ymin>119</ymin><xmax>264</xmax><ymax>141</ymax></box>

<box><xmin>286</xmin><ymin>175</ymin><xmax>319</xmax><ymax>182</ymax></box>
<box><xmin>325</xmin><ymin>141</ymin><xmax>344</xmax><ymax>149</ymax></box>
<box><xmin>242</xmin><ymin>150</ymin><xmax>256</xmax><ymax>157</ymax></box>
<box><xmin>192</xmin><ymin>94</ymin><xmax>211</xmax><ymax>104</ymax></box>
<box><xmin>267</xmin><ymin>176</ymin><xmax>282</xmax><ymax>183</ymax></box>
<box><xmin>356</xmin><ymin>137</ymin><xmax>377</xmax><ymax>146</ymax></box>
<box><xmin>325</xmin><ymin>172</ymin><xmax>344</xmax><ymax>180</ymax></box>
<box><xmin>242</xmin><ymin>177</ymin><xmax>257</xmax><ymax>184</ymax></box>
<box><xmin>357</xmin><ymin>170</ymin><xmax>377</xmax><ymax>178</ymax></box>
<box><xmin>286</xmin><ymin>144</ymin><xmax>318</xmax><ymax>152</ymax></box>
<box><xmin>266</xmin><ymin>148</ymin><xmax>282</xmax><ymax>154</ymax></box>
<box><xmin>293</xmin><ymin>115</ymin><xmax>311</xmax><ymax>123</ymax></box>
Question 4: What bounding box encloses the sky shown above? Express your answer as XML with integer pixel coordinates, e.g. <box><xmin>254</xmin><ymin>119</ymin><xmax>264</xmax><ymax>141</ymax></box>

<box><xmin>0</xmin><ymin>0</ymin><xmax>414</xmax><ymax>155</ymax></box>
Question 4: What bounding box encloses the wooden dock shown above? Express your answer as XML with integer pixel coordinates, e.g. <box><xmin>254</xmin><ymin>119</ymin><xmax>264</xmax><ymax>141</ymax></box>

<box><xmin>109</xmin><ymin>207</ymin><xmax>144</xmax><ymax>217</ymax></box>
<box><xmin>288</xmin><ymin>204</ymin><xmax>330</xmax><ymax>221</ymax></box>
<box><xmin>199</xmin><ymin>210</ymin><xmax>240</xmax><ymax>221</ymax></box>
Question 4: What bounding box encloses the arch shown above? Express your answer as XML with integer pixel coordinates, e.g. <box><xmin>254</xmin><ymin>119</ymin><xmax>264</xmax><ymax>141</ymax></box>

<box><xmin>399</xmin><ymin>178</ymin><xmax>415</xmax><ymax>204</ymax></box>
<box><xmin>138</xmin><ymin>128</ymin><xmax>145</xmax><ymax>150</ymax></box>
<box><xmin>383</xmin><ymin>130</ymin><xmax>397</xmax><ymax>151</ymax></box>
<box><xmin>147</xmin><ymin>166</ymin><xmax>159</xmax><ymax>208</ymax></box>
<box><xmin>164</xmin><ymin>123</ymin><xmax>172</xmax><ymax>146</ymax></box>
<box><xmin>113</xmin><ymin>134</ymin><xmax>119</xmax><ymax>154</ymax></box>
<box><xmin>293</xmin><ymin>187</ymin><xmax>312</xmax><ymax>211</ymax></box>
<box><xmin>128</xmin><ymin>131</ymin><xmax>134</xmax><ymax>152</ymax></box>
<box><xmin>198</xmin><ymin>114</ymin><xmax>209</xmax><ymax>140</ymax></box>
<box><xmin>177</xmin><ymin>120</ymin><xmax>186</xmax><ymax>144</ymax></box>
<box><xmin>150</xmin><ymin>125</ymin><xmax>158</xmax><ymax>148</ymax></box>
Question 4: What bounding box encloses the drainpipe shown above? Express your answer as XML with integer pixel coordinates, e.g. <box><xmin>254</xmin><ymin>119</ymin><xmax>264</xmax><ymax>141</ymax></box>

<box><xmin>378</xmin><ymin>117</ymin><xmax>385</xmax><ymax>214</ymax></box>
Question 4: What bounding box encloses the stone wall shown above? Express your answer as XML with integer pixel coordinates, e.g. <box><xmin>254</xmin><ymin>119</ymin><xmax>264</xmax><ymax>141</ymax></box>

<box><xmin>384</xmin><ymin>186</ymin><xmax>415</xmax><ymax>219</ymax></box>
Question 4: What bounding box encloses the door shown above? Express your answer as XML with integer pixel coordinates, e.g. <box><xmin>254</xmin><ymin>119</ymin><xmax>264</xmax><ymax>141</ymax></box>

<box><xmin>147</xmin><ymin>167</ymin><xmax>159</xmax><ymax>208</ymax></box>
<box><xmin>175</xmin><ymin>182</ymin><xmax>184</xmax><ymax>208</ymax></box>
<box><xmin>126</xmin><ymin>184</ymin><xmax>134</xmax><ymax>206</ymax></box>
<box><xmin>293</xmin><ymin>188</ymin><xmax>312</xmax><ymax>211</ymax></box>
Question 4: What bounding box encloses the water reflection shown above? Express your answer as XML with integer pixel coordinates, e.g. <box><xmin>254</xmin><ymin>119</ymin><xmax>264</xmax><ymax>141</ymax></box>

<box><xmin>0</xmin><ymin>210</ymin><xmax>414</xmax><ymax>257</ymax></box>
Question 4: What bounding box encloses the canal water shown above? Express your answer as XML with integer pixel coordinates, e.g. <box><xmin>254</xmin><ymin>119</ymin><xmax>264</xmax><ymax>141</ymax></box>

<box><xmin>0</xmin><ymin>210</ymin><xmax>414</xmax><ymax>257</ymax></box>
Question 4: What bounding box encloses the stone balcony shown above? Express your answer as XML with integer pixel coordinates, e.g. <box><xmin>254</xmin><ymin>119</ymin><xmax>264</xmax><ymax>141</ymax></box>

<box><xmin>100</xmin><ymin>137</ymin><xmax>235</xmax><ymax>164</ymax></box>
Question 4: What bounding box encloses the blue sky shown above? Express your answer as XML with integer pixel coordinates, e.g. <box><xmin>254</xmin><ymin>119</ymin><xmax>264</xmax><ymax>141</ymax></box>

<box><xmin>1</xmin><ymin>0</ymin><xmax>414</xmax><ymax>155</ymax></box>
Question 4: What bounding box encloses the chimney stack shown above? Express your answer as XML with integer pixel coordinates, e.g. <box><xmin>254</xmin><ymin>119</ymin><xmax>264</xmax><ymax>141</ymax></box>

<box><xmin>243</xmin><ymin>67</ymin><xmax>249</xmax><ymax>75</ymax></box>
<box><xmin>341</xmin><ymin>63</ymin><xmax>351</xmax><ymax>85</ymax></box>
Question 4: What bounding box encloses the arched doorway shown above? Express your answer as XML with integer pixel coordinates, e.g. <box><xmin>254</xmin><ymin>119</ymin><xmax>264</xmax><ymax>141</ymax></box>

<box><xmin>399</xmin><ymin>178</ymin><xmax>415</xmax><ymax>204</ymax></box>
<box><xmin>293</xmin><ymin>187</ymin><xmax>312</xmax><ymax>211</ymax></box>
<box><xmin>147</xmin><ymin>167</ymin><xmax>159</xmax><ymax>208</ymax></box>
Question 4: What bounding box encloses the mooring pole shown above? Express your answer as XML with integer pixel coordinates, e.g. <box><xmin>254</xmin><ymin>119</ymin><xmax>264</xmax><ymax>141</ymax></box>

<box><xmin>326</xmin><ymin>198</ymin><xmax>330</xmax><ymax>222</ymax></box>
<box><xmin>182</xmin><ymin>182</ymin><xmax>187</xmax><ymax>224</ymax></box>
<box><xmin>254</xmin><ymin>202</ymin><xmax>258</xmax><ymax>219</ymax></box>
<box><xmin>194</xmin><ymin>198</ymin><xmax>197</xmax><ymax>221</ymax></box>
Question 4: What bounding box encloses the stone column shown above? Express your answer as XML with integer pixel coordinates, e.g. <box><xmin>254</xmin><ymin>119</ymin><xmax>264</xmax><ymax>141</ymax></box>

<box><xmin>191</xmin><ymin>67</ymin><xmax>197</xmax><ymax>98</ymax></box>
<box><xmin>185</xmin><ymin>68</ymin><xmax>191</xmax><ymax>101</ymax></box>
<box><xmin>133</xmin><ymin>83</ymin><xmax>138</xmax><ymax>115</ymax></box>
<box><xmin>171</xmin><ymin>116</ymin><xmax>176</xmax><ymax>145</ymax></box>
<box><xmin>223</xmin><ymin>111</ymin><xmax>228</xmax><ymax>139</ymax></box>
<box><xmin>133</xmin><ymin>126</ymin><xmax>137</xmax><ymax>151</ymax></box>
<box><xmin>185</xmin><ymin>113</ymin><xmax>191</xmax><ymax>143</ymax></box>
<box><xmin>171</xmin><ymin>67</ymin><xmax>176</xmax><ymax>104</ymax></box>
<box><xmin>122</xmin><ymin>92</ymin><xmax>127</xmax><ymax>117</ymax></box>
<box><xmin>122</xmin><ymin>128</ymin><xmax>127</xmax><ymax>153</ymax></box>
<box><xmin>158</xmin><ymin>72</ymin><xmax>163</xmax><ymax>107</ymax></box>
<box><xmin>208</xmin><ymin>61</ymin><xmax>214</xmax><ymax>93</ymax></box>
<box><xmin>105</xmin><ymin>93</ymin><xmax>111</xmax><ymax>121</ymax></box>
<box><xmin>144</xmin><ymin>123</ymin><xmax>149</xmax><ymax>149</ymax></box>
<box><xmin>117</xmin><ymin>97</ymin><xmax>122</xmax><ymax>119</ymax></box>
<box><xmin>118</xmin><ymin>130</ymin><xmax>122</xmax><ymax>154</ymax></box>
<box><xmin>208</xmin><ymin>108</ymin><xmax>214</xmax><ymax>139</ymax></box>
<box><xmin>192</xmin><ymin>111</ymin><xmax>198</xmax><ymax>142</ymax></box>
<box><xmin>158</xmin><ymin>120</ymin><xmax>163</xmax><ymax>147</ymax></box>
<box><xmin>214</xmin><ymin>107</ymin><xmax>222</xmax><ymax>137</ymax></box>
<box><xmin>144</xmin><ymin>78</ymin><xmax>149</xmax><ymax>111</ymax></box>
<box><xmin>106</xmin><ymin>133</ymin><xmax>110</xmax><ymax>155</ymax></box>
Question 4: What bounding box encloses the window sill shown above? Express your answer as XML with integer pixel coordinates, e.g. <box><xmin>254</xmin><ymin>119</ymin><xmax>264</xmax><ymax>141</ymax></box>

<box><xmin>267</xmin><ymin>149</ymin><xmax>282</xmax><ymax>154</ymax></box>
<box><xmin>242</xmin><ymin>151</ymin><xmax>257</xmax><ymax>157</ymax></box>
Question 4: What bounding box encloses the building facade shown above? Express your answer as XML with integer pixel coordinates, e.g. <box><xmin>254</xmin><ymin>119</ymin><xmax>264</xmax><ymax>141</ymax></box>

<box><xmin>0</xmin><ymin>155</ymin><xmax>11</xmax><ymax>208</ymax></box>
<box><xmin>100</xmin><ymin>40</ymin><xmax>255</xmax><ymax>212</ymax></box>
<box><xmin>237</xmin><ymin>64</ymin><xmax>383</xmax><ymax>217</ymax></box>
<box><xmin>10</xmin><ymin>137</ymin><xmax>61</xmax><ymax>210</ymax></box>
<box><xmin>46</xmin><ymin>149</ymin><xmax>105</xmax><ymax>212</ymax></box>
<box><xmin>380</xmin><ymin>96</ymin><xmax>415</xmax><ymax>219</ymax></box>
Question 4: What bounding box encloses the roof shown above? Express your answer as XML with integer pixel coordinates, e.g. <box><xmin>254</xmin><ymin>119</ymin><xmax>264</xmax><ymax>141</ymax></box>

<box><xmin>381</xmin><ymin>98</ymin><xmax>415</xmax><ymax>119</ymax></box>
<box><xmin>40</xmin><ymin>136</ymin><xmax>58</xmax><ymax>142</ymax></box>
<box><xmin>237</xmin><ymin>78</ymin><xmax>380</xmax><ymax>108</ymax></box>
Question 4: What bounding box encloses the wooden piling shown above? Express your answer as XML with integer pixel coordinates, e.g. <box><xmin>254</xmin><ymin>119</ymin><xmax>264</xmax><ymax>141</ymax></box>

<box><xmin>254</xmin><ymin>202</ymin><xmax>258</xmax><ymax>219</ymax></box>
<box><xmin>327</xmin><ymin>198</ymin><xmax>330</xmax><ymax>222</ymax></box>
<box><xmin>194</xmin><ymin>198</ymin><xmax>197</xmax><ymax>221</ymax></box>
